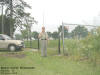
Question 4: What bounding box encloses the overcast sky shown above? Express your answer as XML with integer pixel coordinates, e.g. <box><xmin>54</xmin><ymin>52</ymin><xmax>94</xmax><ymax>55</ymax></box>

<box><xmin>16</xmin><ymin>0</ymin><xmax>100</xmax><ymax>33</ymax></box>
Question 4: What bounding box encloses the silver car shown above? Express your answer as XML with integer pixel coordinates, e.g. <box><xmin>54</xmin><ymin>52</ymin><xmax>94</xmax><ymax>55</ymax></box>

<box><xmin>0</xmin><ymin>34</ymin><xmax>24</xmax><ymax>51</ymax></box>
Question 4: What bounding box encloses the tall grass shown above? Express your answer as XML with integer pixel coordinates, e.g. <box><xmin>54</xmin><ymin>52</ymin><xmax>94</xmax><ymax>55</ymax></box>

<box><xmin>24</xmin><ymin>28</ymin><xmax>100</xmax><ymax>66</ymax></box>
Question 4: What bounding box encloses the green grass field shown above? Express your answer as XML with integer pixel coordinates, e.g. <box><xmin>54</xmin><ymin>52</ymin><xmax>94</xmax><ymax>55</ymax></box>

<box><xmin>0</xmin><ymin>39</ymin><xmax>100</xmax><ymax>75</ymax></box>
<box><xmin>0</xmin><ymin>48</ymin><xmax>99</xmax><ymax>75</ymax></box>
<box><xmin>24</xmin><ymin>40</ymin><xmax>58</xmax><ymax>49</ymax></box>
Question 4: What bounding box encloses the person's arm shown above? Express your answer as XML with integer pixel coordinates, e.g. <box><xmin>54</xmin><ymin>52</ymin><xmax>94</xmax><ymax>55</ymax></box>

<box><xmin>38</xmin><ymin>32</ymin><xmax>42</xmax><ymax>39</ymax></box>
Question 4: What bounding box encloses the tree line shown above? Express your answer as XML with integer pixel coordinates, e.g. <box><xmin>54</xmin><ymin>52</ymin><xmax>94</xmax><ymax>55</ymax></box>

<box><xmin>15</xmin><ymin>25</ymin><xmax>90</xmax><ymax>40</ymax></box>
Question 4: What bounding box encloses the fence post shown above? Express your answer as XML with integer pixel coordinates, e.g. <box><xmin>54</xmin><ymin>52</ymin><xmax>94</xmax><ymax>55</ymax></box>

<box><xmin>38</xmin><ymin>39</ymin><xmax>40</xmax><ymax>50</ymax></box>
<box><xmin>62</xmin><ymin>22</ymin><xmax>65</xmax><ymax>54</ymax></box>
<box><xmin>58</xmin><ymin>35</ymin><xmax>61</xmax><ymax>54</ymax></box>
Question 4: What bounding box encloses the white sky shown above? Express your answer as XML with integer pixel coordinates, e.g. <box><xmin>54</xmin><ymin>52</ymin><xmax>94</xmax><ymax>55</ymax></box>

<box><xmin>16</xmin><ymin>0</ymin><xmax>100</xmax><ymax>33</ymax></box>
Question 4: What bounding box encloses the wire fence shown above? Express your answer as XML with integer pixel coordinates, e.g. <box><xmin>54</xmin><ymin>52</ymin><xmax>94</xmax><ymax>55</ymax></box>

<box><xmin>61</xmin><ymin>23</ymin><xmax>100</xmax><ymax>67</ymax></box>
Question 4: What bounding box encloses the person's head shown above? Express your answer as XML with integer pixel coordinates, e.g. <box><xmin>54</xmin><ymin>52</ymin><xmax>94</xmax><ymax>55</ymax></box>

<box><xmin>42</xmin><ymin>26</ymin><xmax>45</xmax><ymax>32</ymax></box>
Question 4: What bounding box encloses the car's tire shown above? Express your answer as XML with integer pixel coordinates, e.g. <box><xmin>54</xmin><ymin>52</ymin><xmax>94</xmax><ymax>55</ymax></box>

<box><xmin>8</xmin><ymin>45</ymin><xmax>16</xmax><ymax>51</ymax></box>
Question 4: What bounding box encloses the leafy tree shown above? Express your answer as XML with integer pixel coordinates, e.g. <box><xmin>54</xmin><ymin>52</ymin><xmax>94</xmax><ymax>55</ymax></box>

<box><xmin>47</xmin><ymin>32</ymin><xmax>52</xmax><ymax>38</ymax></box>
<box><xmin>21</xmin><ymin>29</ymin><xmax>28</xmax><ymax>40</ymax></box>
<box><xmin>32</xmin><ymin>31</ymin><xmax>39</xmax><ymax>40</ymax></box>
<box><xmin>90</xmin><ymin>28</ymin><xmax>97</xmax><ymax>35</ymax></box>
<box><xmin>52</xmin><ymin>31</ymin><xmax>59</xmax><ymax>40</ymax></box>
<box><xmin>58</xmin><ymin>25</ymin><xmax>69</xmax><ymax>38</ymax></box>
<box><xmin>0</xmin><ymin>0</ymin><xmax>37</xmax><ymax>37</ymax></box>
<box><xmin>58</xmin><ymin>25</ymin><xmax>62</xmax><ymax>33</ymax></box>
<box><xmin>15</xmin><ymin>33</ymin><xmax>22</xmax><ymax>40</ymax></box>
<box><xmin>22</xmin><ymin>13</ymin><xmax>36</xmax><ymax>41</ymax></box>
<box><xmin>71</xmin><ymin>25</ymin><xmax>88</xmax><ymax>39</ymax></box>
<box><xmin>0</xmin><ymin>15</ymin><xmax>15</xmax><ymax>36</ymax></box>
<box><xmin>81</xmin><ymin>27</ymin><xmax>100</xmax><ymax>66</ymax></box>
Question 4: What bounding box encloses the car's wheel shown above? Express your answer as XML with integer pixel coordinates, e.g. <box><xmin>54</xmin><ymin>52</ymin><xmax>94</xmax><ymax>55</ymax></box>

<box><xmin>8</xmin><ymin>45</ymin><xmax>16</xmax><ymax>51</ymax></box>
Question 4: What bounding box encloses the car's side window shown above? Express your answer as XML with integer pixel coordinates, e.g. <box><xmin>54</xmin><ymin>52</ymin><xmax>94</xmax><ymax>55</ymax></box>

<box><xmin>0</xmin><ymin>35</ymin><xmax>3</xmax><ymax>40</ymax></box>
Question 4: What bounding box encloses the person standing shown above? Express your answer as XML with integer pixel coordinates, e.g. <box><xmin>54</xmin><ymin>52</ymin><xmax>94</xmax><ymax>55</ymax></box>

<box><xmin>38</xmin><ymin>27</ymin><xmax>48</xmax><ymax>57</ymax></box>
